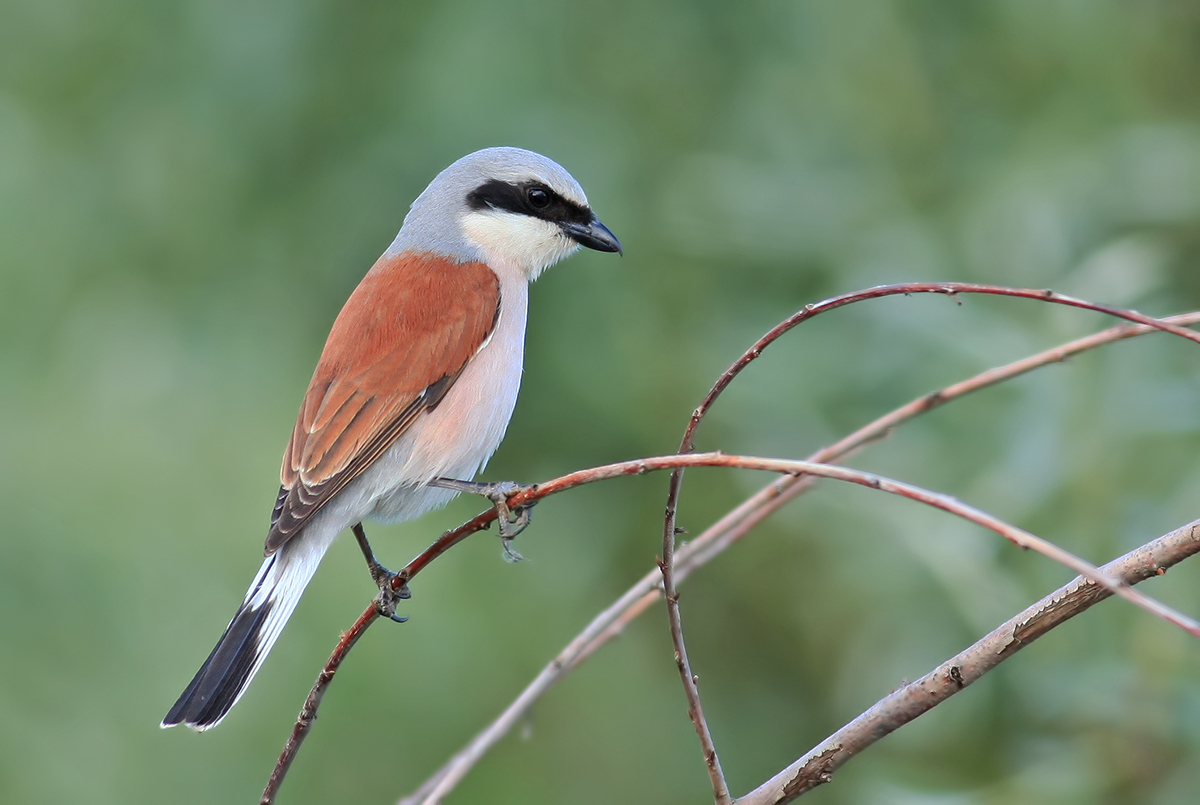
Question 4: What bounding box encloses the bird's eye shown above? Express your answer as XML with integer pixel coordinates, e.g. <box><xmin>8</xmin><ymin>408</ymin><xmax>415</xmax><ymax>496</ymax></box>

<box><xmin>526</xmin><ymin>187</ymin><xmax>551</xmax><ymax>210</ymax></box>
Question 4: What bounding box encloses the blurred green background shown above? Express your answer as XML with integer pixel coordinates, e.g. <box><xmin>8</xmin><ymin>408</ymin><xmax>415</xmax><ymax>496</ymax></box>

<box><xmin>5</xmin><ymin>1</ymin><xmax>1200</xmax><ymax>803</ymax></box>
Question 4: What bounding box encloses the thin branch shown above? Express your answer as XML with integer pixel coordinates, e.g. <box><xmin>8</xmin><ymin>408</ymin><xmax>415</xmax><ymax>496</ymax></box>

<box><xmin>686</xmin><ymin>309</ymin><xmax>1200</xmax><ymax>571</ymax></box>
<box><xmin>662</xmin><ymin>479</ymin><xmax>729</xmax><ymax>803</ymax></box>
<box><xmin>660</xmin><ymin>455</ymin><xmax>1200</xmax><ymax>637</ymax></box>
<box><xmin>686</xmin><ymin>285</ymin><xmax>1200</xmax><ymax>449</ymax></box>
<box><xmin>271</xmin><ymin>287</ymin><xmax>1200</xmax><ymax>802</ymax></box>
<box><xmin>397</xmin><ymin>452</ymin><xmax>1200</xmax><ymax>805</ymax></box>
<box><xmin>658</xmin><ymin>284</ymin><xmax>1200</xmax><ymax>799</ymax></box>
<box><xmin>260</xmin><ymin>606</ymin><xmax>378</xmax><ymax>804</ymax></box>
<box><xmin>736</xmin><ymin>519</ymin><xmax>1200</xmax><ymax>804</ymax></box>
<box><xmin>410</xmin><ymin>448</ymin><xmax>1200</xmax><ymax>805</ymax></box>
<box><xmin>399</xmin><ymin>312</ymin><xmax>1200</xmax><ymax>804</ymax></box>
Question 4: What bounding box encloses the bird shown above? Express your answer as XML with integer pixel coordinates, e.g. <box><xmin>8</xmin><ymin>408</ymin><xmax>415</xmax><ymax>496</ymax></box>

<box><xmin>162</xmin><ymin>147</ymin><xmax>621</xmax><ymax>731</ymax></box>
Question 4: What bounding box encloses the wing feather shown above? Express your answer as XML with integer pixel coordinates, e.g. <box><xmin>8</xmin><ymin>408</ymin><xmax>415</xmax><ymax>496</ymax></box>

<box><xmin>265</xmin><ymin>252</ymin><xmax>500</xmax><ymax>554</ymax></box>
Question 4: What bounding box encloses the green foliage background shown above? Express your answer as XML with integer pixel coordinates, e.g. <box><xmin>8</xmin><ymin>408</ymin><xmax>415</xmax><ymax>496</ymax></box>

<box><xmin>4</xmin><ymin>1</ymin><xmax>1200</xmax><ymax>803</ymax></box>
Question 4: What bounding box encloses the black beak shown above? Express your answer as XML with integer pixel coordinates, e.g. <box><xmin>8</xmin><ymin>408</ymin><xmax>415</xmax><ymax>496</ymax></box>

<box><xmin>560</xmin><ymin>218</ymin><xmax>622</xmax><ymax>255</ymax></box>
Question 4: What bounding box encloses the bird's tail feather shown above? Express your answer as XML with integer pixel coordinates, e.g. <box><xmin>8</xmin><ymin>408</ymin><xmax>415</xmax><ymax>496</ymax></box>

<box><xmin>161</xmin><ymin>544</ymin><xmax>323</xmax><ymax>731</ymax></box>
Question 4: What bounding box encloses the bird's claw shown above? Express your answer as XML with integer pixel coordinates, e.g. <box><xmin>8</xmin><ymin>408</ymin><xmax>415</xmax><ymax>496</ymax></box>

<box><xmin>430</xmin><ymin>477</ymin><xmax>537</xmax><ymax>549</ymax></box>
<box><xmin>482</xmin><ymin>480</ymin><xmax>535</xmax><ymax>540</ymax></box>
<box><xmin>375</xmin><ymin>573</ymin><xmax>411</xmax><ymax>623</ymax></box>
<box><xmin>353</xmin><ymin>522</ymin><xmax>410</xmax><ymax>623</ymax></box>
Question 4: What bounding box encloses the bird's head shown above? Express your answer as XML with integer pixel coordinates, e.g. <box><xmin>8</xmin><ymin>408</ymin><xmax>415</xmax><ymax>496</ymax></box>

<box><xmin>391</xmin><ymin>147</ymin><xmax>621</xmax><ymax>280</ymax></box>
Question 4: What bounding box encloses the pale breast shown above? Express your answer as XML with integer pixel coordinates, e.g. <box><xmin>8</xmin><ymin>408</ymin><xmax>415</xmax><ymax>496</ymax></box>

<box><xmin>361</xmin><ymin>271</ymin><xmax>530</xmax><ymax>524</ymax></box>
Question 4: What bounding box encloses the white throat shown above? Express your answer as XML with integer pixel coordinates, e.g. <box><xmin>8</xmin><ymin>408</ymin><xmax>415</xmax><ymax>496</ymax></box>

<box><xmin>462</xmin><ymin>209</ymin><xmax>581</xmax><ymax>281</ymax></box>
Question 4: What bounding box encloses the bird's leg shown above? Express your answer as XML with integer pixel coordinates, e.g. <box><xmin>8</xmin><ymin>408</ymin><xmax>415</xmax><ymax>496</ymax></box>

<box><xmin>352</xmin><ymin>522</ymin><xmax>410</xmax><ymax>623</ymax></box>
<box><xmin>430</xmin><ymin>478</ymin><xmax>536</xmax><ymax>546</ymax></box>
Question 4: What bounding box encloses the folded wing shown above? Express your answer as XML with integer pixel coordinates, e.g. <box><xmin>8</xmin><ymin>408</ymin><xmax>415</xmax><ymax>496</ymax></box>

<box><xmin>266</xmin><ymin>253</ymin><xmax>500</xmax><ymax>554</ymax></box>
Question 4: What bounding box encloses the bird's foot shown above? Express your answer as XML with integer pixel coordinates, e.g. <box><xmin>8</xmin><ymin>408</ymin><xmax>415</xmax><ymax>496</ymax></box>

<box><xmin>353</xmin><ymin>522</ymin><xmax>410</xmax><ymax>623</ymax></box>
<box><xmin>431</xmin><ymin>478</ymin><xmax>537</xmax><ymax>557</ymax></box>
<box><xmin>479</xmin><ymin>480</ymin><xmax>536</xmax><ymax>540</ymax></box>
<box><xmin>375</xmin><ymin>575</ymin><xmax>412</xmax><ymax>623</ymax></box>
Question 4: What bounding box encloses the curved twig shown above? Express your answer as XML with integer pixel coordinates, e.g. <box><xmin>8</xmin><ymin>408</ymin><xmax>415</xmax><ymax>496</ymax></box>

<box><xmin>266</xmin><ymin>283</ymin><xmax>1200</xmax><ymax>803</ymax></box>
<box><xmin>414</xmin><ymin>442</ymin><xmax>1200</xmax><ymax>803</ymax></box>
<box><xmin>399</xmin><ymin>312</ymin><xmax>1200</xmax><ymax>804</ymax></box>
<box><xmin>658</xmin><ymin>284</ymin><xmax>1200</xmax><ymax>800</ymax></box>
<box><xmin>260</xmin><ymin>606</ymin><xmax>378</xmax><ymax>804</ymax></box>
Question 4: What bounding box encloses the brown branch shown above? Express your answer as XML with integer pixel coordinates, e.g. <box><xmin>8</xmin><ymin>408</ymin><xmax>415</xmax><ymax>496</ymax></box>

<box><xmin>260</xmin><ymin>509</ymin><xmax>501</xmax><ymax>805</ymax></box>
<box><xmin>399</xmin><ymin>312</ymin><xmax>1200</xmax><ymax>804</ymax></box>
<box><xmin>686</xmin><ymin>285</ymin><xmax>1200</xmax><ymax>448</ymax></box>
<box><xmin>736</xmin><ymin>519</ymin><xmax>1200</xmax><ymax>804</ymax></box>
<box><xmin>685</xmin><ymin>310</ymin><xmax>1200</xmax><ymax>572</ymax></box>
<box><xmin>662</xmin><ymin>455</ymin><xmax>1200</xmax><ymax>635</ymax></box>
<box><xmin>281</xmin><ymin>450</ymin><xmax>1198</xmax><ymax>805</ymax></box>
<box><xmin>267</xmin><ymin>287</ymin><xmax>1200</xmax><ymax>802</ymax></box>
<box><xmin>393</xmin><ymin>443</ymin><xmax>1200</xmax><ymax>804</ymax></box>
<box><xmin>657</xmin><ymin>284</ymin><xmax>1200</xmax><ymax>800</ymax></box>
<box><xmin>395</xmin><ymin>452</ymin><xmax>1200</xmax><ymax>805</ymax></box>
<box><xmin>260</xmin><ymin>606</ymin><xmax>378</xmax><ymax>804</ymax></box>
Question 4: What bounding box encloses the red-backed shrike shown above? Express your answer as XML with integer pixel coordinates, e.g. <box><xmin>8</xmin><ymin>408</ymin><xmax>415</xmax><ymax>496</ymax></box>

<box><xmin>163</xmin><ymin>147</ymin><xmax>620</xmax><ymax>731</ymax></box>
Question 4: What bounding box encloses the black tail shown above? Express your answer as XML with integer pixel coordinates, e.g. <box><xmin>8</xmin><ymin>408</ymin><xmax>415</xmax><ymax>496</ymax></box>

<box><xmin>163</xmin><ymin>545</ymin><xmax>326</xmax><ymax>730</ymax></box>
<box><xmin>161</xmin><ymin>595</ymin><xmax>276</xmax><ymax>730</ymax></box>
